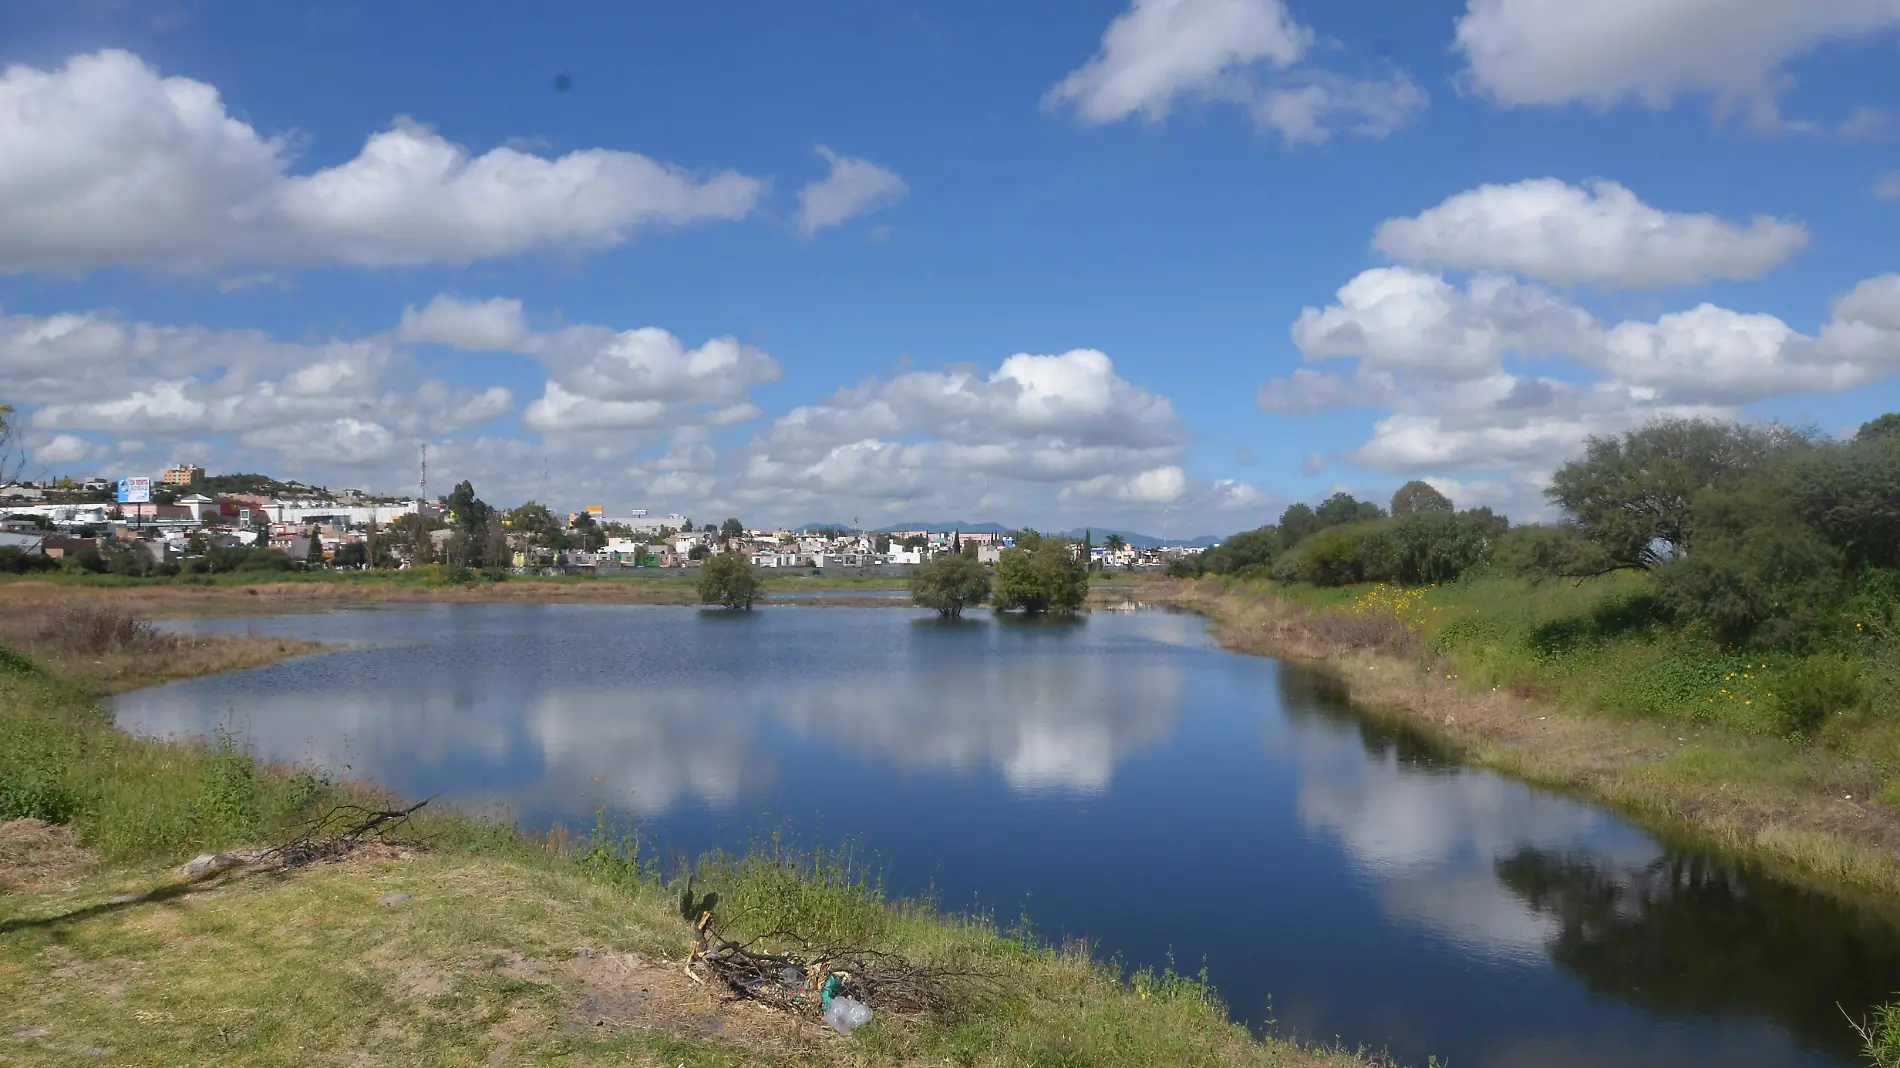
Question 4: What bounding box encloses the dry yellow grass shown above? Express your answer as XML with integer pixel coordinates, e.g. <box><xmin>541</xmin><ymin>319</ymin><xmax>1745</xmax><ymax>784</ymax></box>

<box><xmin>0</xmin><ymin>846</ymin><xmax>1386</xmax><ymax>1068</ymax></box>
<box><xmin>1148</xmin><ymin>578</ymin><xmax>1900</xmax><ymax>898</ymax></box>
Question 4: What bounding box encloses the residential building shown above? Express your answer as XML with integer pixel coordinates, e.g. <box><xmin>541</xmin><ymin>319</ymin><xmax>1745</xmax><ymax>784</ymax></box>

<box><xmin>161</xmin><ymin>463</ymin><xmax>205</xmax><ymax>486</ymax></box>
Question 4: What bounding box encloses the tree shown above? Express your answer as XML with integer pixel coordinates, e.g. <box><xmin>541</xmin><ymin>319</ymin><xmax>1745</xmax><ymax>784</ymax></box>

<box><xmin>333</xmin><ymin>541</ymin><xmax>368</xmax><ymax>568</ymax></box>
<box><xmin>1198</xmin><ymin>527</ymin><xmax>1281</xmax><ymax>576</ymax></box>
<box><xmin>483</xmin><ymin>518</ymin><xmax>511</xmax><ymax>570</ymax></box>
<box><xmin>1858</xmin><ymin>413</ymin><xmax>1900</xmax><ymax>441</ymax></box>
<box><xmin>305</xmin><ymin>528</ymin><xmax>324</xmax><ymax>567</ymax></box>
<box><xmin>1104</xmin><ymin>533</ymin><xmax>1127</xmax><ymax>555</ymax></box>
<box><xmin>1008</xmin><ymin>527</ymin><xmax>1043</xmax><ymax>551</ymax></box>
<box><xmin>874</xmin><ymin>532</ymin><xmax>892</xmax><ymax>554</ymax></box>
<box><xmin>1315</xmin><ymin>492</ymin><xmax>1384</xmax><ymax>527</ymax></box>
<box><xmin>1547</xmin><ymin>418</ymin><xmax>1809</xmax><ymax>572</ymax></box>
<box><xmin>1277</xmin><ymin>503</ymin><xmax>1320</xmax><ymax>548</ymax></box>
<box><xmin>993</xmin><ymin>537</ymin><xmax>1087</xmax><ymax>615</ymax></box>
<box><xmin>901</xmin><ymin>534</ymin><xmax>928</xmax><ymax>550</ymax></box>
<box><xmin>0</xmin><ymin>403</ymin><xmax>23</xmax><ymax>486</ymax></box>
<box><xmin>688</xmin><ymin>543</ymin><xmax>710</xmax><ymax>562</ymax></box>
<box><xmin>697</xmin><ymin>551</ymin><xmax>763</xmax><ymax>610</ymax></box>
<box><xmin>1391</xmin><ymin>480</ymin><xmax>1454</xmax><ymax>518</ymax></box>
<box><xmin>910</xmin><ymin>554</ymin><xmax>991</xmax><ymax>619</ymax></box>
<box><xmin>511</xmin><ymin>502</ymin><xmax>566</xmax><ymax>549</ymax></box>
<box><xmin>720</xmin><ymin>517</ymin><xmax>745</xmax><ymax>540</ymax></box>
<box><xmin>569</xmin><ymin>511</ymin><xmax>606</xmax><ymax>552</ymax></box>
<box><xmin>444</xmin><ymin>480</ymin><xmax>493</xmax><ymax>566</ymax></box>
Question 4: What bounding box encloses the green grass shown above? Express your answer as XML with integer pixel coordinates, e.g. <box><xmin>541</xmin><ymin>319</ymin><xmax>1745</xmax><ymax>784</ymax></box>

<box><xmin>1262</xmin><ymin>569</ymin><xmax>1898</xmax><ymax>753</ymax></box>
<box><xmin>0</xmin><ymin>636</ymin><xmax>1393</xmax><ymax>1068</ymax></box>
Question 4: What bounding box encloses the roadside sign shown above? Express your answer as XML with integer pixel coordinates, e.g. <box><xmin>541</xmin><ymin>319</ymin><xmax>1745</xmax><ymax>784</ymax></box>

<box><xmin>116</xmin><ymin>476</ymin><xmax>151</xmax><ymax>504</ymax></box>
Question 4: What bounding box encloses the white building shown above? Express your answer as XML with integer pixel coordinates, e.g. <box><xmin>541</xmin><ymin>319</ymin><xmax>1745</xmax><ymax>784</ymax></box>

<box><xmin>261</xmin><ymin>500</ymin><xmax>421</xmax><ymax>526</ymax></box>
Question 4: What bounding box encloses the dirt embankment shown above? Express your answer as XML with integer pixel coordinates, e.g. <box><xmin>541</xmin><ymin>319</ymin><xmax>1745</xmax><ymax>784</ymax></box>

<box><xmin>1146</xmin><ymin>579</ymin><xmax>1900</xmax><ymax>901</ymax></box>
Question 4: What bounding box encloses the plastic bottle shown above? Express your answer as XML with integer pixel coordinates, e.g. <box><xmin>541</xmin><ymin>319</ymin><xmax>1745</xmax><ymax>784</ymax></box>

<box><xmin>822</xmin><ymin>996</ymin><xmax>874</xmax><ymax>1035</ymax></box>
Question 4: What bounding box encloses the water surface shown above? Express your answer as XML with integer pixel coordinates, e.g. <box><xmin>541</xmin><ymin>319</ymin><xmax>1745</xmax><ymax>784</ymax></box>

<box><xmin>117</xmin><ymin>603</ymin><xmax>1900</xmax><ymax>1067</ymax></box>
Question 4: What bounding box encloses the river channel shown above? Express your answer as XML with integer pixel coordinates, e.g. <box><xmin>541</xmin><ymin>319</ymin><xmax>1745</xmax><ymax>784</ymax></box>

<box><xmin>113</xmin><ymin>602</ymin><xmax>1900</xmax><ymax>1067</ymax></box>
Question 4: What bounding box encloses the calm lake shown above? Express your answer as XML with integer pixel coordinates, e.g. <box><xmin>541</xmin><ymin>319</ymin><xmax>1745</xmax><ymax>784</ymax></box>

<box><xmin>114</xmin><ymin>603</ymin><xmax>1900</xmax><ymax>1068</ymax></box>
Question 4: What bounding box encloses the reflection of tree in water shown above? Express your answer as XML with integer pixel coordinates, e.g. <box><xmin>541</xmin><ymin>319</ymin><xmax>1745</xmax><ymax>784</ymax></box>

<box><xmin>1496</xmin><ymin>847</ymin><xmax>1900</xmax><ymax>1058</ymax></box>
<box><xmin>1274</xmin><ymin>663</ymin><xmax>1455</xmax><ymax>770</ymax></box>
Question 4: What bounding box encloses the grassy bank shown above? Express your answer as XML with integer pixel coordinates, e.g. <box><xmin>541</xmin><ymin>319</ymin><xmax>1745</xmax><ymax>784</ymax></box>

<box><xmin>0</xmin><ymin>601</ymin><xmax>1397</xmax><ymax>1068</ymax></box>
<box><xmin>1148</xmin><ymin>573</ymin><xmax>1900</xmax><ymax>898</ymax></box>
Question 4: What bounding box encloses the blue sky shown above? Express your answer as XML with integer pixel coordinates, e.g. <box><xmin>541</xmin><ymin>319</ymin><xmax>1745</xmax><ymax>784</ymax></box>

<box><xmin>1</xmin><ymin>0</ymin><xmax>1897</xmax><ymax>535</ymax></box>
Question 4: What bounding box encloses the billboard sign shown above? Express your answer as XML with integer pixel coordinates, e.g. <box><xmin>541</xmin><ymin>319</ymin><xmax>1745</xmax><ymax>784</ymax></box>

<box><xmin>630</xmin><ymin>508</ymin><xmax>648</xmax><ymax>518</ymax></box>
<box><xmin>116</xmin><ymin>476</ymin><xmax>151</xmax><ymax>504</ymax></box>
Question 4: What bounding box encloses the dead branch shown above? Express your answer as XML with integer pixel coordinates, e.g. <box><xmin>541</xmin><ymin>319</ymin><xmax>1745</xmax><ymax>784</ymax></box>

<box><xmin>685</xmin><ymin>917</ymin><xmax>993</xmax><ymax>1020</ymax></box>
<box><xmin>264</xmin><ymin>795</ymin><xmax>436</xmax><ymax>869</ymax></box>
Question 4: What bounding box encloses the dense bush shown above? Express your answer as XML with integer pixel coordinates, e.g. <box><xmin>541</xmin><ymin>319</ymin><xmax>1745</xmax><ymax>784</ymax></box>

<box><xmin>1266</xmin><ymin>509</ymin><xmax>1508</xmax><ymax>588</ymax></box>
<box><xmin>0</xmin><ymin>546</ymin><xmax>57</xmax><ymax>574</ymax></box>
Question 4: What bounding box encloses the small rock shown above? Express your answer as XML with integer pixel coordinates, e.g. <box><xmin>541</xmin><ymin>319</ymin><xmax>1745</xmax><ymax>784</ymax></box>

<box><xmin>108</xmin><ymin>892</ymin><xmax>142</xmax><ymax>905</ymax></box>
<box><xmin>377</xmin><ymin>892</ymin><xmax>413</xmax><ymax>906</ymax></box>
<box><xmin>78</xmin><ymin>1048</ymin><xmax>109</xmax><ymax>1058</ymax></box>
<box><xmin>183</xmin><ymin>853</ymin><xmax>238</xmax><ymax>878</ymax></box>
<box><xmin>1442</xmin><ymin>714</ymin><xmax>1456</xmax><ymax>727</ymax></box>
<box><xmin>12</xmin><ymin>1027</ymin><xmax>49</xmax><ymax>1039</ymax></box>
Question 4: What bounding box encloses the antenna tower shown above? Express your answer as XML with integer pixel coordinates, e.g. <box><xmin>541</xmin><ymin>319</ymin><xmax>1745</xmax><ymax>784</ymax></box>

<box><xmin>418</xmin><ymin>443</ymin><xmax>428</xmax><ymax>504</ymax></box>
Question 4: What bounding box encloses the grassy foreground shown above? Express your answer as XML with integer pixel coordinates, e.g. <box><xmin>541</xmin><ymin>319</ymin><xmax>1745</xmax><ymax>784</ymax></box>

<box><xmin>0</xmin><ymin>601</ymin><xmax>1395</xmax><ymax>1068</ymax></box>
<box><xmin>1147</xmin><ymin>573</ymin><xmax>1900</xmax><ymax>899</ymax></box>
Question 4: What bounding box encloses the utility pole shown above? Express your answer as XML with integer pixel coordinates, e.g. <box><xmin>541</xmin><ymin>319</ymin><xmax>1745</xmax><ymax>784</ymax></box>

<box><xmin>415</xmin><ymin>443</ymin><xmax>428</xmax><ymax>566</ymax></box>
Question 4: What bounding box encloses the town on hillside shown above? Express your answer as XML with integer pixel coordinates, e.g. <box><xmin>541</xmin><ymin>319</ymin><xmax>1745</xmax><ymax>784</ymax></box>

<box><xmin>0</xmin><ymin>464</ymin><xmax>1205</xmax><ymax>576</ymax></box>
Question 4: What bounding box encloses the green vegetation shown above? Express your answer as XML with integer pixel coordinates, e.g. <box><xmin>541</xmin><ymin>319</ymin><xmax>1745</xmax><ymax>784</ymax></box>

<box><xmin>993</xmin><ymin>534</ymin><xmax>1088</xmax><ymax>615</ymax></box>
<box><xmin>697</xmin><ymin>552</ymin><xmax>764</xmax><ymax>610</ymax></box>
<box><xmin>0</xmin><ymin>604</ymin><xmax>1386</xmax><ymax>1068</ymax></box>
<box><xmin>908</xmin><ymin>554</ymin><xmax>991</xmax><ymax>619</ymax></box>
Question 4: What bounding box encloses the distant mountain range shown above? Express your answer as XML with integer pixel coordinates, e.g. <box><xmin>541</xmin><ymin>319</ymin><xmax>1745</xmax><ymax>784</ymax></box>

<box><xmin>791</xmin><ymin>519</ymin><xmax>1223</xmax><ymax>549</ymax></box>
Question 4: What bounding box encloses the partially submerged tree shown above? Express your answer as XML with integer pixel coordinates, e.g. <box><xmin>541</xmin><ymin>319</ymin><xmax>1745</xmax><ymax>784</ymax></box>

<box><xmin>698</xmin><ymin>551</ymin><xmax>763</xmax><ymax>610</ymax></box>
<box><xmin>909</xmin><ymin>554</ymin><xmax>991</xmax><ymax>619</ymax></box>
<box><xmin>993</xmin><ymin>537</ymin><xmax>1087</xmax><ymax>616</ymax></box>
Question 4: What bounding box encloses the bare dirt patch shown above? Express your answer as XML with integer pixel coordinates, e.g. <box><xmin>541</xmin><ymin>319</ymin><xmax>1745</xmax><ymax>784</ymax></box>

<box><xmin>0</xmin><ymin>819</ymin><xmax>95</xmax><ymax>893</ymax></box>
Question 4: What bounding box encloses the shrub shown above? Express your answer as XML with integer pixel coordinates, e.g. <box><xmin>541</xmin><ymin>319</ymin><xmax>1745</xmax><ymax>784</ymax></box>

<box><xmin>0</xmin><ymin>546</ymin><xmax>57</xmax><ymax>574</ymax></box>
<box><xmin>1773</xmin><ymin>656</ymin><xmax>1866</xmax><ymax>740</ymax></box>
<box><xmin>1492</xmin><ymin>524</ymin><xmax>1599</xmax><ymax>580</ymax></box>
<box><xmin>1658</xmin><ymin>502</ymin><xmax>1845</xmax><ymax>650</ymax></box>
<box><xmin>33</xmin><ymin>604</ymin><xmax>176</xmax><ymax>656</ymax></box>
<box><xmin>1363</xmin><ymin>509</ymin><xmax>1507</xmax><ymax>585</ymax></box>
<box><xmin>1279</xmin><ymin>522</ymin><xmax>1384</xmax><ymax>586</ymax></box>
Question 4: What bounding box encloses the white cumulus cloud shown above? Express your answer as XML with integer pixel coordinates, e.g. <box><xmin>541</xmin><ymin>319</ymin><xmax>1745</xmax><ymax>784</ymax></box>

<box><xmin>1372</xmin><ymin>178</ymin><xmax>1809</xmax><ymax>288</ymax></box>
<box><xmin>794</xmin><ymin>147</ymin><xmax>908</xmax><ymax>236</ymax></box>
<box><xmin>0</xmin><ymin>50</ymin><xmax>765</xmax><ymax>274</ymax></box>
<box><xmin>1045</xmin><ymin>0</ymin><xmax>1425</xmax><ymax>144</ymax></box>
<box><xmin>1454</xmin><ymin>0</ymin><xmax>1900</xmax><ymax>128</ymax></box>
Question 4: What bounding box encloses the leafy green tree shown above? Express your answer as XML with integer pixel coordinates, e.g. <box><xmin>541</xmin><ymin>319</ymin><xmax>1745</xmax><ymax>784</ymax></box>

<box><xmin>1104</xmin><ymin>533</ymin><xmax>1126</xmax><ymax>554</ymax></box>
<box><xmin>1493</xmin><ymin>524</ymin><xmax>1600</xmax><ymax>582</ymax></box>
<box><xmin>901</xmin><ymin>534</ymin><xmax>928</xmax><ymax>550</ymax></box>
<box><xmin>1391</xmin><ymin>480</ymin><xmax>1455</xmax><ymax>518</ymax></box>
<box><xmin>1278</xmin><ymin>522</ymin><xmax>1381</xmax><ymax>586</ymax></box>
<box><xmin>697</xmin><ymin>552</ymin><xmax>764</xmax><ymax>610</ymax></box>
<box><xmin>720</xmin><ymin>517</ymin><xmax>745</xmax><ymax>540</ymax></box>
<box><xmin>993</xmin><ymin>538</ymin><xmax>1087</xmax><ymax>615</ymax></box>
<box><xmin>1008</xmin><ymin>528</ymin><xmax>1043</xmax><ymax>551</ymax></box>
<box><xmin>1316</xmin><ymin>492</ymin><xmax>1385</xmax><ymax>527</ymax></box>
<box><xmin>1276</xmin><ymin>503</ymin><xmax>1320</xmax><ymax>548</ymax></box>
<box><xmin>510</xmin><ymin>501</ymin><xmax>567</xmax><ymax>549</ymax></box>
<box><xmin>687</xmin><ymin>543</ymin><xmax>710</xmax><ymax>562</ymax></box>
<box><xmin>874</xmin><ymin>532</ymin><xmax>892</xmax><ymax>553</ymax></box>
<box><xmin>1659</xmin><ymin>480</ymin><xmax>1845</xmax><ymax>648</ymax></box>
<box><xmin>1858</xmin><ymin>412</ymin><xmax>1900</xmax><ymax>441</ymax></box>
<box><xmin>444</xmin><ymin>480</ymin><xmax>494</xmax><ymax>566</ymax></box>
<box><xmin>1198</xmin><ymin>527</ymin><xmax>1281</xmax><ymax>575</ymax></box>
<box><xmin>333</xmin><ymin>541</ymin><xmax>368</xmax><ymax>568</ymax></box>
<box><xmin>1786</xmin><ymin>434</ymin><xmax>1900</xmax><ymax>570</ymax></box>
<box><xmin>304</xmin><ymin>529</ymin><xmax>324</xmax><ymax>567</ymax></box>
<box><xmin>909</xmin><ymin>554</ymin><xmax>991</xmax><ymax>619</ymax></box>
<box><xmin>569</xmin><ymin>511</ymin><xmax>606</xmax><ymax>552</ymax></box>
<box><xmin>1364</xmin><ymin>509</ymin><xmax>1508</xmax><ymax>585</ymax></box>
<box><xmin>1547</xmin><ymin>418</ymin><xmax>1809</xmax><ymax>572</ymax></box>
